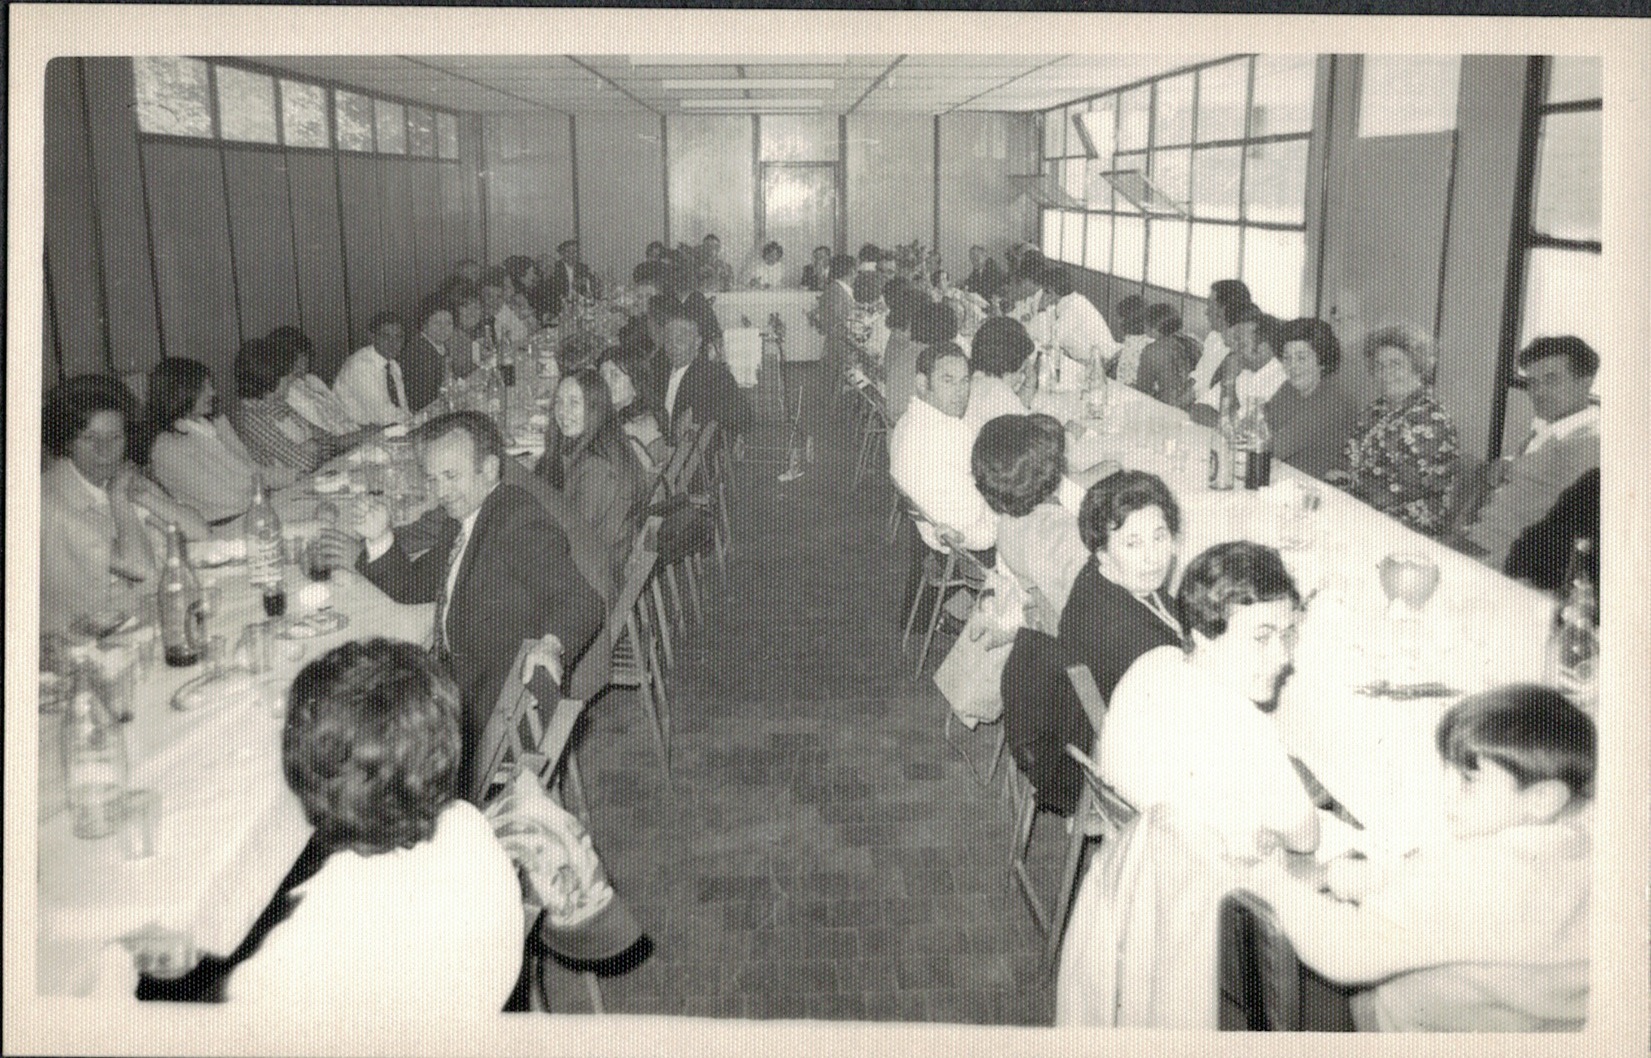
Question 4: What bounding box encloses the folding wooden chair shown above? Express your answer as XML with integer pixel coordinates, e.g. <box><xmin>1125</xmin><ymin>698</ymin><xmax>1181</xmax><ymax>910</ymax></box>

<box><xmin>605</xmin><ymin>528</ymin><xmax>672</xmax><ymax>778</ymax></box>
<box><xmin>848</xmin><ymin>380</ymin><xmax>893</xmax><ymax>493</ymax></box>
<box><xmin>900</xmin><ymin>509</ymin><xmax>989</xmax><ymax>676</ymax></box>
<box><xmin>472</xmin><ymin>641</ymin><xmax>605</xmax><ymax>1013</ymax></box>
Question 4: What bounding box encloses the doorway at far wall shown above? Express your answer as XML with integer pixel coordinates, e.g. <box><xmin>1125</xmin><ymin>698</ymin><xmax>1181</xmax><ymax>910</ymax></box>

<box><xmin>760</xmin><ymin>163</ymin><xmax>840</xmax><ymax>285</ymax></box>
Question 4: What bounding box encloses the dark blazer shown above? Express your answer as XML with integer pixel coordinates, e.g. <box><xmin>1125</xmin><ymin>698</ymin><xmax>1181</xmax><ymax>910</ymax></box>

<box><xmin>360</xmin><ymin>482</ymin><xmax>605</xmax><ymax>798</ymax></box>
<box><xmin>545</xmin><ymin>260</ymin><xmax>597</xmax><ymax>317</ymax></box>
<box><xmin>800</xmin><ymin>263</ymin><xmax>829</xmax><ymax>292</ymax></box>
<box><xmin>963</xmin><ymin>258</ymin><xmax>1006</xmax><ymax>300</ymax></box>
<box><xmin>1002</xmin><ymin>561</ymin><xmax>1183</xmax><ymax>815</ymax></box>
<box><xmin>400</xmin><ymin>334</ymin><xmax>447</xmax><ymax>414</ymax></box>
<box><xmin>649</xmin><ymin>353</ymin><xmax>754</xmax><ymax>439</ymax></box>
<box><xmin>1504</xmin><ymin>466</ymin><xmax>1599</xmax><ymax>593</ymax></box>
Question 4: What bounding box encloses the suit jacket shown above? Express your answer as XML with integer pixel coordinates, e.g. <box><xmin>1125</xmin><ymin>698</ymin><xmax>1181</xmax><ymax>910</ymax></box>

<box><xmin>360</xmin><ymin>482</ymin><xmax>604</xmax><ymax>798</ymax></box>
<box><xmin>963</xmin><ymin>258</ymin><xmax>1005</xmax><ymax>300</ymax></box>
<box><xmin>401</xmin><ymin>334</ymin><xmax>447</xmax><ymax>414</ymax></box>
<box><xmin>649</xmin><ymin>353</ymin><xmax>754</xmax><ymax>439</ymax></box>
<box><xmin>546</xmin><ymin>260</ymin><xmax>597</xmax><ymax>318</ymax></box>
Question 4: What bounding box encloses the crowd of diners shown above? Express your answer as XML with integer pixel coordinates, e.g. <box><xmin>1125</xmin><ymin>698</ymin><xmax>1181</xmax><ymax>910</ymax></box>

<box><xmin>39</xmin><ymin>232</ymin><xmax>1597</xmax><ymax>1029</ymax></box>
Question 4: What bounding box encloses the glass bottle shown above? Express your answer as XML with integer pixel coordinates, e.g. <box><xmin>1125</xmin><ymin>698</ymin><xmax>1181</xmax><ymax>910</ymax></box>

<box><xmin>485</xmin><ymin>362</ymin><xmax>509</xmax><ymax>436</ymax></box>
<box><xmin>1083</xmin><ymin>351</ymin><xmax>1110</xmax><ymax>420</ymax></box>
<box><xmin>244</xmin><ymin>472</ymin><xmax>286</xmax><ymax>617</ymax></box>
<box><xmin>158</xmin><ymin>523</ymin><xmax>204</xmax><ymax>668</ymax></box>
<box><xmin>60</xmin><ymin>657</ymin><xmax>129</xmax><ymax>838</ymax></box>
<box><xmin>1544</xmin><ymin>537</ymin><xmax>1599</xmax><ymax>710</ymax></box>
<box><xmin>1210</xmin><ymin>381</ymin><xmax>1238</xmax><ymax>491</ymax></box>
<box><xmin>1241</xmin><ymin>398</ymin><xmax>1274</xmax><ymax>490</ymax></box>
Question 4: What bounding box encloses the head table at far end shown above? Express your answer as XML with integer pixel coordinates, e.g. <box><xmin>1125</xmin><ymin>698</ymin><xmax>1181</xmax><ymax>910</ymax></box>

<box><xmin>36</xmin><ymin>467</ymin><xmax>435</xmax><ymax>999</ymax></box>
<box><xmin>1031</xmin><ymin>381</ymin><xmax>1561</xmax><ymax>860</ymax></box>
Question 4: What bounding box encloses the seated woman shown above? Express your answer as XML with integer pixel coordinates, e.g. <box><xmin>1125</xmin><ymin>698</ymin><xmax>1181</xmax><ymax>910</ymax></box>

<box><xmin>536</xmin><ymin>368</ymin><xmax>654</xmax><ymax>581</ymax></box>
<box><xmin>964</xmin><ymin>317</ymin><xmax>1034</xmax><ymax>430</ymax></box>
<box><xmin>225</xmin><ymin>639</ymin><xmax>524</xmax><ymax>1017</ymax></box>
<box><xmin>269</xmin><ymin>326</ymin><xmax>360</xmax><ymax>437</ymax></box>
<box><xmin>235</xmin><ymin>337</ymin><xmax>356</xmax><ymax>476</ymax></box>
<box><xmin>1099</xmin><ymin>540</ymin><xmax>1318</xmax><ymax>858</ymax></box>
<box><xmin>741</xmin><ymin>240</ymin><xmax>786</xmax><ymax>289</ymax></box>
<box><xmin>972</xmin><ymin>414</ymin><xmax>1089</xmax><ymax>617</ymax></box>
<box><xmin>1007</xmin><ymin>471</ymin><xmax>1185</xmax><ymax>816</ymax></box>
<box><xmin>1331</xmin><ymin>323</ymin><xmax>1462</xmax><ymax>535</ymax></box>
<box><xmin>844</xmin><ymin>270</ymin><xmax>889</xmax><ymax>366</ymax></box>
<box><xmin>1266</xmin><ymin>317</ymin><xmax>1361</xmax><ymax>481</ymax></box>
<box><xmin>143</xmin><ymin>357</ymin><xmax>291</xmax><ymax>526</ymax></box>
<box><xmin>41</xmin><ymin>375</ymin><xmax>208</xmax><ymax>634</ymax></box>
<box><xmin>599</xmin><ymin>346</ymin><xmax>669</xmax><ymax>472</ymax></box>
<box><xmin>1131</xmin><ymin>303</ymin><xmax>1198</xmax><ymax>409</ymax></box>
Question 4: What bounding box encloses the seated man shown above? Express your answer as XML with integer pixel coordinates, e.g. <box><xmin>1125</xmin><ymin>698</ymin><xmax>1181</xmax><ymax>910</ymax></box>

<box><xmin>888</xmin><ymin>340</ymin><xmax>998</xmax><ymax>553</ymax></box>
<box><xmin>546</xmin><ymin>238</ymin><xmax>597</xmax><ymax>318</ymax></box>
<box><xmin>1248</xmin><ymin>684</ymin><xmax>1593</xmax><ymax>1031</ymax></box>
<box><xmin>1188</xmin><ymin>306</ymin><xmax>1286</xmax><ymax>427</ymax></box>
<box><xmin>964</xmin><ymin>316</ymin><xmax>1035</xmax><ymax>430</ymax></box>
<box><xmin>1462</xmin><ymin>336</ymin><xmax>1599</xmax><ymax>567</ymax></box>
<box><xmin>310</xmin><ymin>412</ymin><xmax>604</xmax><ymax>798</ymax></box>
<box><xmin>332</xmin><ymin>312</ymin><xmax>413</xmax><ymax>428</ymax></box>
<box><xmin>649</xmin><ymin>308</ymin><xmax>753</xmax><ymax>441</ymax></box>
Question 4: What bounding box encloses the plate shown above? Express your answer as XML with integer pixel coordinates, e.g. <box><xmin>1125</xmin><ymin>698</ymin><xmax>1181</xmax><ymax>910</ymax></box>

<box><xmin>274</xmin><ymin>609</ymin><xmax>350</xmax><ymax>640</ymax></box>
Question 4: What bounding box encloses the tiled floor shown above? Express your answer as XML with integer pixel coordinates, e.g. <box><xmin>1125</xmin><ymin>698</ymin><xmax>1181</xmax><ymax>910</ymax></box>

<box><xmin>540</xmin><ymin>420</ymin><xmax>1072</xmax><ymax>1023</ymax></box>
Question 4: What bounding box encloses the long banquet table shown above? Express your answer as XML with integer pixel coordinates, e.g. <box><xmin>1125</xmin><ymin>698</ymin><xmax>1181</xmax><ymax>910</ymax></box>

<box><xmin>36</xmin><ymin>478</ymin><xmax>434</xmax><ymax>998</ymax></box>
<box><xmin>1031</xmin><ymin>380</ymin><xmax>1558</xmax><ymax>860</ymax></box>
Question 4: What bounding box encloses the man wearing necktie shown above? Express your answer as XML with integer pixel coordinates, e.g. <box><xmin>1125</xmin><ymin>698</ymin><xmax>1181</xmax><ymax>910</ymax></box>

<box><xmin>331</xmin><ymin>312</ymin><xmax>413</xmax><ymax>428</ymax></box>
<box><xmin>310</xmin><ymin>412</ymin><xmax>604</xmax><ymax>799</ymax></box>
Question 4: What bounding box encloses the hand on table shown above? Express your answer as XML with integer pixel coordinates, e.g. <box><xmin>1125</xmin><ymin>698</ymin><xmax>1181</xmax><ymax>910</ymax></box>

<box><xmin>521</xmin><ymin>634</ymin><xmax>565</xmax><ymax>688</ymax></box>
<box><xmin>121</xmin><ymin>923</ymin><xmax>198</xmax><ymax>981</ymax></box>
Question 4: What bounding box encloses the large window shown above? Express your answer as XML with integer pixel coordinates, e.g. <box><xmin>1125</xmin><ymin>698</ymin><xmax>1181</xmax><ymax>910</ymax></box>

<box><xmin>1040</xmin><ymin>55</ymin><xmax>1317</xmax><ymax>316</ymax></box>
<box><xmin>133</xmin><ymin>57</ymin><xmax>461</xmax><ymax>160</ymax></box>
<box><xmin>1501</xmin><ymin>55</ymin><xmax>1602</xmax><ymax>437</ymax></box>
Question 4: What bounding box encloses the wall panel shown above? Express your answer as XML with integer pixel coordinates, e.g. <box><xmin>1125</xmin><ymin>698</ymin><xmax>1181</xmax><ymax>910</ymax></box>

<box><xmin>666</xmin><ymin>115</ymin><xmax>754</xmax><ymax>259</ymax></box>
<box><xmin>374</xmin><ymin>160</ymin><xmax>421</xmax><ymax>319</ymax></box>
<box><xmin>439</xmin><ymin>162</ymin><xmax>475</xmax><ymax>275</ymax></box>
<box><xmin>222</xmin><ymin>150</ymin><xmax>301</xmax><ymax>343</ymax></box>
<box><xmin>44</xmin><ymin>59</ymin><xmax>107</xmax><ymax>377</ymax></box>
<box><xmin>337</xmin><ymin>154</ymin><xmax>386</xmax><ymax>342</ymax></box>
<box><xmin>286</xmin><ymin>152</ymin><xmax>351</xmax><ymax>380</ymax></box>
<box><xmin>141</xmin><ymin>142</ymin><xmax>242</xmax><ymax>392</ymax></box>
<box><xmin>486</xmin><ymin>112</ymin><xmax>575</xmax><ymax>262</ymax></box>
<box><xmin>407</xmin><ymin>163</ymin><xmax>446</xmax><ymax>302</ymax></box>
<box><xmin>81</xmin><ymin>58</ymin><xmax>163</xmax><ymax>374</ymax></box>
<box><xmin>576</xmin><ymin>112</ymin><xmax>665</xmax><ymax>283</ymax></box>
<box><xmin>846</xmin><ymin>114</ymin><xmax>934</xmax><ymax>260</ymax></box>
<box><xmin>936</xmin><ymin>112</ymin><xmax>1032</xmax><ymax>281</ymax></box>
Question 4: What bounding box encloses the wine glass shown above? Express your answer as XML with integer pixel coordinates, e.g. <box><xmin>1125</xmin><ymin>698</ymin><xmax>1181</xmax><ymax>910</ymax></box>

<box><xmin>1377</xmin><ymin>552</ymin><xmax>1440</xmax><ymax>681</ymax></box>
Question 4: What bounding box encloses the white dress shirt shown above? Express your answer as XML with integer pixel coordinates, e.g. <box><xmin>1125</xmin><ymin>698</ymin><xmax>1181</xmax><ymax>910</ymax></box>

<box><xmin>1194</xmin><ymin>356</ymin><xmax>1287</xmax><ymax>412</ymax></box>
<box><xmin>965</xmin><ymin>372</ymin><xmax>1029</xmax><ymax>430</ymax></box>
<box><xmin>1525</xmin><ymin>404</ymin><xmax>1599</xmax><ymax>454</ymax></box>
<box><xmin>665</xmin><ymin>362</ymin><xmax>691</xmax><ymax>421</ymax></box>
<box><xmin>1049</xmin><ymin>291</ymin><xmax>1120</xmax><ymax>364</ymax></box>
<box><xmin>1189</xmin><ymin>330</ymin><xmax>1228</xmax><ymax>404</ymax></box>
<box><xmin>888</xmin><ymin>395</ymin><xmax>998</xmax><ymax>551</ymax></box>
<box><xmin>333</xmin><ymin>345</ymin><xmax>410</xmax><ymax>427</ymax></box>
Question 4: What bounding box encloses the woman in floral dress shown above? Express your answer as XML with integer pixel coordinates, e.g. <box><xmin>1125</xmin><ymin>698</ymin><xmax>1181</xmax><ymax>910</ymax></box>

<box><xmin>1329</xmin><ymin>323</ymin><xmax>1461</xmax><ymax>535</ymax></box>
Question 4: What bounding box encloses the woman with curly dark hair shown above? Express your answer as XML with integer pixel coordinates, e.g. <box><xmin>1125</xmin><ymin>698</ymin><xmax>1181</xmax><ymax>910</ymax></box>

<box><xmin>225</xmin><ymin>639</ymin><xmax>523</xmax><ymax>1015</ymax></box>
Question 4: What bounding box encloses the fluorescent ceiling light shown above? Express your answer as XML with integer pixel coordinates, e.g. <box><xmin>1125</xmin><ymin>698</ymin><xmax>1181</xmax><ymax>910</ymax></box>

<box><xmin>679</xmin><ymin>99</ymin><xmax>823</xmax><ymax>110</ymax></box>
<box><xmin>661</xmin><ymin>78</ymin><xmax>835</xmax><ymax>91</ymax></box>
<box><xmin>630</xmin><ymin>55</ymin><xmax>845</xmax><ymax>67</ymax></box>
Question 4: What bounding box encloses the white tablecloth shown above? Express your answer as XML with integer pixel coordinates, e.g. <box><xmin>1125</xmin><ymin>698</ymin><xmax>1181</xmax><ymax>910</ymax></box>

<box><xmin>1033</xmin><ymin>383</ymin><xmax>1555</xmax><ymax>858</ymax></box>
<box><xmin>711</xmin><ymin>290</ymin><xmax>824</xmax><ymax>363</ymax></box>
<box><xmin>37</xmin><ymin>519</ymin><xmax>433</xmax><ymax>996</ymax></box>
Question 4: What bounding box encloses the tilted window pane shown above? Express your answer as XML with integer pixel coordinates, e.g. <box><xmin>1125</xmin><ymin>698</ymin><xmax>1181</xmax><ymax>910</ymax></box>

<box><xmin>1241</xmin><ymin>227</ymin><xmax>1306</xmax><ymax>318</ymax></box>
<box><xmin>437</xmin><ymin>112</ymin><xmax>460</xmax><ymax>159</ymax></box>
<box><xmin>1085</xmin><ymin>158</ymin><xmax>1116</xmax><ymax>211</ymax></box>
<box><xmin>1150</xmin><ymin>148</ymin><xmax>1192</xmax><ymax>210</ymax></box>
<box><xmin>216</xmin><ymin>65</ymin><xmax>277</xmax><ymax>144</ymax></box>
<box><xmin>1191</xmin><ymin>145</ymin><xmax>1243</xmax><ymax>221</ymax></box>
<box><xmin>1084</xmin><ymin>213</ymin><xmax>1113</xmax><ymax>274</ymax></box>
<box><xmin>1117</xmin><ymin>85</ymin><xmax>1152</xmax><ymax>153</ymax></box>
<box><xmin>1062</xmin><ymin>211</ymin><xmax>1086</xmax><ymax>266</ymax></box>
<box><xmin>1146</xmin><ymin>218</ymin><xmax>1190</xmax><ymax>293</ymax></box>
<box><xmin>1114</xmin><ymin>215</ymin><xmax>1146</xmax><ymax>282</ymax></box>
<box><xmin>1197</xmin><ymin>59</ymin><xmax>1249</xmax><ymax>143</ymax></box>
<box><xmin>1187</xmin><ymin>222</ymin><xmax>1242</xmax><ymax>300</ymax></box>
<box><xmin>1358</xmin><ymin>55</ymin><xmax>1460</xmax><ymax>137</ymax></box>
<box><xmin>1043</xmin><ymin>108</ymin><xmax>1067</xmax><ymax>158</ymax></box>
<box><xmin>1063</xmin><ymin>158</ymin><xmax>1088</xmax><ymax>204</ymax></box>
<box><xmin>1531</xmin><ymin>110</ymin><xmax>1601</xmax><ymax>243</ymax></box>
<box><xmin>1243</xmin><ymin>138</ymin><xmax>1309</xmax><ymax>225</ymax></box>
<box><xmin>132</xmin><ymin>56</ymin><xmax>212</xmax><ymax>137</ymax></box>
<box><xmin>281</xmin><ymin>80</ymin><xmax>329</xmax><ymax>148</ymax></box>
<box><xmin>375</xmin><ymin>99</ymin><xmax>406</xmax><ymax>154</ymax></box>
<box><xmin>1546</xmin><ymin>56</ymin><xmax>1601</xmax><ymax>104</ymax></box>
<box><xmin>336</xmin><ymin>90</ymin><xmax>374</xmax><ymax>151</ymax></box>
<box><xmin>407</xmin><ymin>107</ymin><xmax>436</xmax><ymax>156</ymax></box>
<box><xmin>1251</xmin><ymin>54</ymin><xmax>1316</xmax><ymax>137</ymax></box>
<box><xmin>1154</xmin><ymin>74</ymin><xmax>1195</xmax><ymax>147</ymax></box>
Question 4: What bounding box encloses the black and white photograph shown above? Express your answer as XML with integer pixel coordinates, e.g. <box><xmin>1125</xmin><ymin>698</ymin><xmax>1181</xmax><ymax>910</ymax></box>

<box><xmin>8</xmin><ymin>6</ymin><xmax>1647</xmax><ymax>1056</ymax></box>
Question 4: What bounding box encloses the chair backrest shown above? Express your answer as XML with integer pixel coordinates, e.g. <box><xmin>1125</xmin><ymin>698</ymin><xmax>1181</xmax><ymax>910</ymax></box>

<box><xmin>1064</xmin><ymin>664</ymin><xmax>1140</xmax><ymax>829</ymax></box>
<box><xmin>1065</xmin><ymin>663</ymin><xmax>1109</xmax><ymax>739</ymax></box>
<box><xmin>470</xmin><ymin>639</ymin><xmax>589</xmax><ymax>805</ymax></box>
<box><xmin>1218</xmin><ymin>889</ymin><xmax>1303</xmax><ymax>1031</ymax></box>
<box><xmin>608</xmin><ymin>538</ymin><xmax>661</xmax><ymax>642</ymax></box>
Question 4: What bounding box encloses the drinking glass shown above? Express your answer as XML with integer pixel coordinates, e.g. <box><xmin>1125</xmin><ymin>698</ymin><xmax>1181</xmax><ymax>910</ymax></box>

<box><xmin>117</xmin><ymin>788</ymin><xmax>160</xmax><ymax>860</ymax></box>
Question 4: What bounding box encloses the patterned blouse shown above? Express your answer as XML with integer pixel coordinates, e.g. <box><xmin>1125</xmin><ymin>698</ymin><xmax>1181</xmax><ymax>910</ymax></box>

<box><xmin>1343</xmin><ymin>386</ymin><xmax>1460</xmax><ymax>535</ymax></box>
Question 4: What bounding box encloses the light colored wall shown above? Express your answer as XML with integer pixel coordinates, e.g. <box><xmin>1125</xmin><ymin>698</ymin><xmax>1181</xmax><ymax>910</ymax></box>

<box><xmin>936</xmin><ymin>112</ymin><xmax>1036</xmax><ymax>279</ymax></box>
<box><xmin>485</xmin><ymin>111</ymin><xmax>576</xmax><ymax>264</ymax></box>
<box><xmin>575</xmin><ymin>112</ymin><xmax>666</xmax><ymax>284</ymax></box>
<box><xmin>845</xmin><ymin>113</ymin><xmax>935</xmax><ymax>258</ymax></box>
<box><xmin>666</xmin><ymin>114</ymin><xmax>755</xmax><ymax>261</ymax></box>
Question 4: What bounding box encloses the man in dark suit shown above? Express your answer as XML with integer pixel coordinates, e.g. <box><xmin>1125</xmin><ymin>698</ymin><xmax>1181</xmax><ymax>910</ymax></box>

<box><xmin>401</xmin><ymin>298</ymin><xmax>454</xmax><ymax>414</ymax></box>
<box><xmin>545</xmin><ymin>238</ymin><xmax>597</xmax><ymax>318</ymax></box>
<box><xmin>962</xmin><ymin>245</ymin><xmax>1005</xmax><ymax>302</ymax></box>
<box><xmin>311</xmin><ymin>411</ymin><xmax>604</xmax><ymax>798</ymax></box>
<box><xmin>650</xmin><ymin>308</ymin><xmax>753</xmax><ymax>441</ymax></box>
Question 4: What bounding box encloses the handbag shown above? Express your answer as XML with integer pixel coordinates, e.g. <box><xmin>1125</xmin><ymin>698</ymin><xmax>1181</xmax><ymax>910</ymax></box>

<box><xmin>932</xmin><ymin>570</ymin><xmax>1026</xmax><ymax>728</ymax></box>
